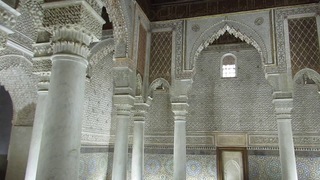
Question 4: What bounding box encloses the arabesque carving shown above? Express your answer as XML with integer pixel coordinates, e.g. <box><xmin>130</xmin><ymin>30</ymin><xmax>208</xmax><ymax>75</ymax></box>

<box><xmin>190</xmin><ymin>20</ymin><xmax>268</xmax><ymax>76</ymax></box>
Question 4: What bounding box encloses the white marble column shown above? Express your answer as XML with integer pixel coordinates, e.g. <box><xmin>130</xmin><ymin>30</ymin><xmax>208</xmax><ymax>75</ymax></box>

<box><xmin>172</xmin><ymin>101</ymin><xmax>188</xmax><ymax>180</ymax></box>
<box><xmin>35</xmin><ymin>2</ymin><xmax>104</xmax><ymax>179</ymax></box>
<box><xmin>25</xmin><ymin>90</ymin><xmax>48</xmax><ymax>180</ymax></box>
<box><xmin>131</xmin><ymin>98</ymin><xmax>149</xmax><ymax>180</ymax></box>
<box><xmin>174</xmin><ymin>120</ymin><xmax>186</xmax><ymax>180</ymax></box>
<box><xmin>112</xmin><ymin>95</ymin><xmax>134</xmax><ymax>180</ymax></box>
<box><xmin>131</xmin><ymin>121</ymin><xmax>144</xmax><ymax>180</ymax></box>
<box><xmin>36</xmin><ymin>54</ymin><xmax>88</xmax><ymax>179</ymax></box>
<box><xmin>273</xmin><ymin>97</ymin><xmax>298</xmax><ymax>180</ymax></box>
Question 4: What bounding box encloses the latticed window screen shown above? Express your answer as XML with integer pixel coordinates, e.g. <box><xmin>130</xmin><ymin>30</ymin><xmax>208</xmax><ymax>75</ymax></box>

<box><xmin>137</xmin><ymin>24</ymin><xmax>147</xmax><ymax>77</ymax></box>
<box><xmin>149</xmin><ymin>31</ymin><xmax>172</xmax><ymax>84</ymax></box>
<box><xmin>288</xmin><ymin>17</ymin><xmax>320</xmax><ymax>76</ymax></box>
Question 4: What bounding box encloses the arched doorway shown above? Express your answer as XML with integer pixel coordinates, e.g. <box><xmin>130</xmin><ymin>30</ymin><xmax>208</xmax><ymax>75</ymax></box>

<box><xmin>0</xmin><ymin>85</ymin><xmax>13</xmax><ymax>179</ymax></box>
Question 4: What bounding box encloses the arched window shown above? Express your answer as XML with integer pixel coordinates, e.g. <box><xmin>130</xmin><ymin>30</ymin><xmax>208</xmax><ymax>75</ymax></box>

<box><xmin>221</xmin><ymin>53</ymin><xmax>237</xmax><ymax>78</ymax></box>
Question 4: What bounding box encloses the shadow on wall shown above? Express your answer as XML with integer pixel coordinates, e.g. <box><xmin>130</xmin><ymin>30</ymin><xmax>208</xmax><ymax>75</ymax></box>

<box><xmin>0</xmin><ymin>86</ymin><xmax>13</xmax><ymax>179</ymax></box>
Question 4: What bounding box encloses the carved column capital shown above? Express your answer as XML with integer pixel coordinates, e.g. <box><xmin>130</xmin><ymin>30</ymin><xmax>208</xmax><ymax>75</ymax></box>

<box><xmin>133</xmin><ymin>96</ymin><xmax>151</xmax><ymax>121</ymax></box>
<box><xmin>171</xmin><ymin>96</ymin><xmax>189</xmax><ymax>121</ymax></box>
<box><xmin>113</xmin><ymin>94</ymin><xmax>134</xmax><ymax>116</ymax></box>
<box><xmin>272</xmin><ymin>92</ymin><xmax>293</xmax><ymax>120</ymax></box>
<box><xmin>0</xmin><ymin>1</ymin><xmax>21</xmax><ymax>50</ymax></box>
<box><xmin>42</xmin><ymin>1</ymin><xmax>105</xmax><ymax>58</ymax></box>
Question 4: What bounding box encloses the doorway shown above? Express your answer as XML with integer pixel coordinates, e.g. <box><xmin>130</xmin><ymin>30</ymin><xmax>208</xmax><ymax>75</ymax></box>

<box><xmin>217</xmin><ymin>147</ymin><xmax>248</xmax><ymax>180</ymax></box>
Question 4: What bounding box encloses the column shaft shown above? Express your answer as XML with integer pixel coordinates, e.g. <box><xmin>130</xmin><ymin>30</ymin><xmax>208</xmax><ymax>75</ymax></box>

<box><xmin>36</xmin><ymin>54</ymin><xmax>88</xmax><ymax>179</ymax></box>
<box><xmin>131</xmin><ymin>121</ymin><xmax>145</xmax><ymax>180</ymax></box>
<box><xmin>112</xmin><ymin>115</ymin><xmax>130</xmax><ymax>180</ymax></box>
<box><xmin>25</xmin><ymin>91</ymin><xmax>47</xmax><ymax>180</ymax></box>
<box><xmin>174</xmin><ymin>120</ymin><xmax>186</xmax><ymax>180</ymax></box>
<box><xmin>278</xmin><ymin>119</ymin><xmax>298</xmax><ymax>180</ymax></box>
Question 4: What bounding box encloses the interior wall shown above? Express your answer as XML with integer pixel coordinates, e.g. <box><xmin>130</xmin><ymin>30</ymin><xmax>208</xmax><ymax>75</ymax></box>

<box><xmin>292</xmin><ymin>83</ymin><xmax>320</xmax><ymax>132</ymax></box>
<box><xmin>145</xmin><ymin>90</ymin><xmax>174</xmax><ymax>134</ymax></box>
<box><xmin>187</xmin><ymin>44</ymin><xmax>276</xmax><ymax>132</ymax></box>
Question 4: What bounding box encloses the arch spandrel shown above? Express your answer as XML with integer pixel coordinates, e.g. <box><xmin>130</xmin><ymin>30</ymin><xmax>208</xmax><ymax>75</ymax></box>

<box><xmin>188</xmin><ymin>20</ymin><xmax>270</xmax><ymax>74</ymax></box>
<box><xmin>104</xmin><ymin>0</ymin><xmax>132</xmax><ymax>58</ymax></box>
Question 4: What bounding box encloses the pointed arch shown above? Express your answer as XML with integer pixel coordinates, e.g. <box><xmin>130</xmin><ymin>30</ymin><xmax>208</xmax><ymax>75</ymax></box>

<box><xmin>293</xmin><ymin>68</ymin><xmax>320</xmax><ymax>91</ymax></box>
<box><xmin>104</xmin><ymin>0</ymin><xmax>132</xmax><ymax>57</ymax></box>
<box><xmin>88</xmin><ymin>38</ymin><xmax>114</xmax><ymax>69</ymax></box>
<box><xmin>190</xmin><ymin>20</ymin><xmax>269</xmax><ymax>72</ymax></box>
<box><xmin>0</xmin><ymin>55</ymin><xmax>38</xmax><ymax>125</ymax></box>
<box><xmin>148</xmin><ymin>78</ymin><xmax>171</xmax><ymax>98</ymax></box>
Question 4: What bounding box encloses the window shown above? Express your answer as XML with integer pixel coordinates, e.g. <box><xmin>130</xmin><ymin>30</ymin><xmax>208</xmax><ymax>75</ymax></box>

<box><xmin>221</xmin><ymin>54</ymin><xmax>237</xmax><ymax>78</ymax></box>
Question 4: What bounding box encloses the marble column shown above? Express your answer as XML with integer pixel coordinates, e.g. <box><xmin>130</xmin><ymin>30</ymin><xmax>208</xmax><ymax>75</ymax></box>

<box><xmin>36</xmin><ymin>54</ymin><xmax>88</xmax><ymax>179</ymax></box>
<box><xmin>131</xmin><ymin>98</ymin><xmax>149</xmax><ymax>180</ymax></box>
<box><xmin>172</xmin><ymin>101</ymin><xmax>189</xmax><ymax>180</ymax></box>
<box><xmin>25</xmin><ymin>90</ymin><xmax>48</xmax><ymax>180</ymax></box>
<box><xmin>112</xmin><ymin>95</ymin><xmax>134</xmax><ymax>180</ymax></box>
<box><xmin>35</xmin><ymin>2</ymin><xmax>104</xmax><ymax>179</ymax></box>
<box><xmin>273</xmin><ymin>96</ymin><xmax>298</xmax><ymax>180</ymax></box>
<box><xmin>131</xmin><ymin>121</ymin><xmax>144</xmax><ymax>180</ymax></box>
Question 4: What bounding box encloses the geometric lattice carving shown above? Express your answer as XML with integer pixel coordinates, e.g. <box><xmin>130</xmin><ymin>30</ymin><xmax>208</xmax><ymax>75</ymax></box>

<box><xmin>288</xmin><ymin>17</ymin><xmax>320</xmax><ymax>76</ymax></box>
<box><xmin>150</xmin><ymin>31</ymin><xmax>172</xmax><ymax>84</ymax></box>
<box><xmin>137</xmin><ymin>24</ymin><xmax>147</xmax><ymax>77</ymax></box>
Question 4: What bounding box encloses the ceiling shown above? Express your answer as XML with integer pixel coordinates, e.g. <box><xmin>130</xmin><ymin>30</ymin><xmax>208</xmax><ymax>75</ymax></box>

<box><xmin>136</xmin><ymin>0</ymin><xmax>319</xmax><ymax>21</ymax></box>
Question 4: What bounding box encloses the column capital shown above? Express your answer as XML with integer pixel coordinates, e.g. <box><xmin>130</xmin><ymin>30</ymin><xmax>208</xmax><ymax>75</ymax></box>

<box><xmin>133</xmin><ymin>96</ymin><xmax>150</xmax><ymax>121</ymax></box>
<box><xmin>0</xmin><ymin>1</ymin><xmax>21</xmax><ymax>50</ymax></box>
<box><xmin>272</xmin><ymin>92</ymin><xmax>293</xmax><ymax>120</ymax></box>
<box><xmin>42</xmin><ymin>1</ymin><xmax>105</xmax><ymax>58</ymax></box>
<box><xmin>113</xmin><ymin>95</ymin><xmax>134</xmax><ymax>116</ymax></box>
<box><xmin>171</xmin><ymin>97</ymin><xmax>189</xmax><ymax>121</ymax></box>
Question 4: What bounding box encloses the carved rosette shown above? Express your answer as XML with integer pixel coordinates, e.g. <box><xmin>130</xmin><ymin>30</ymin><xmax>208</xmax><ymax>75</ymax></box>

<box><xmin>42</xmin><ymin>1</ymin><xmax>105</xmax><ymax>58</ymax></box>
<box><xmin>0</xmin><ymin>1</ymin><xmax>21</xmax><ymax>50</ymax></box>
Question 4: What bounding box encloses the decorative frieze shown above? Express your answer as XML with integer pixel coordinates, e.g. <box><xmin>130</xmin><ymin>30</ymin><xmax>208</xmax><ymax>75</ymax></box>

<box><xmin>42</xmin><ymin>1</ymin><xmax>105</xmax><ymax>58</ymax></box>
<box><xmin>249</xmin><ymin>134</ymin><xmax>320</xmax><ymax>147</ymax></box>
<box><xmin>216</xmin><ymin>134</ymin><xmax>247</xmax><ymax>147</ymax></box>
<box><xmin>274</xmin><ymin>4</ymin><xmax>319</xmax><ymax>73</ymax></box>
<box><xmin>0</xmin><ymin>1</ymin><xmax>21</xmax><ymax>50</ymax></box>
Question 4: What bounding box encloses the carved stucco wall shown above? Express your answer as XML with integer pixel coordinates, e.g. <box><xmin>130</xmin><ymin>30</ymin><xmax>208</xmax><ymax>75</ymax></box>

<box><xmin>81</xmin><ymin>50</ymin><xmax>114</xmax><ymax>145</ymax></box>
<box><xmin>187</xmin><ymin>44</ymin><xmax>276</xmax><ymax>132</ymax></box>
<box><xmin>185</xmin><ymin>10</ymin><xmax>272</xmax><ymax>72</ymax></box>
<box><xmin>292</xmin><ymin>83</ymin><xmax>320</xmax><ymax>132</ymax></box>
<box><xmin>0</xmin><ymin>55</ymin><xmax>38</xmax><ymax>126</ymax></box>
<box><xmin>145</xmin><ymin>90</ymin><xmax>174</xmax><ymax>134</ymax></box>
